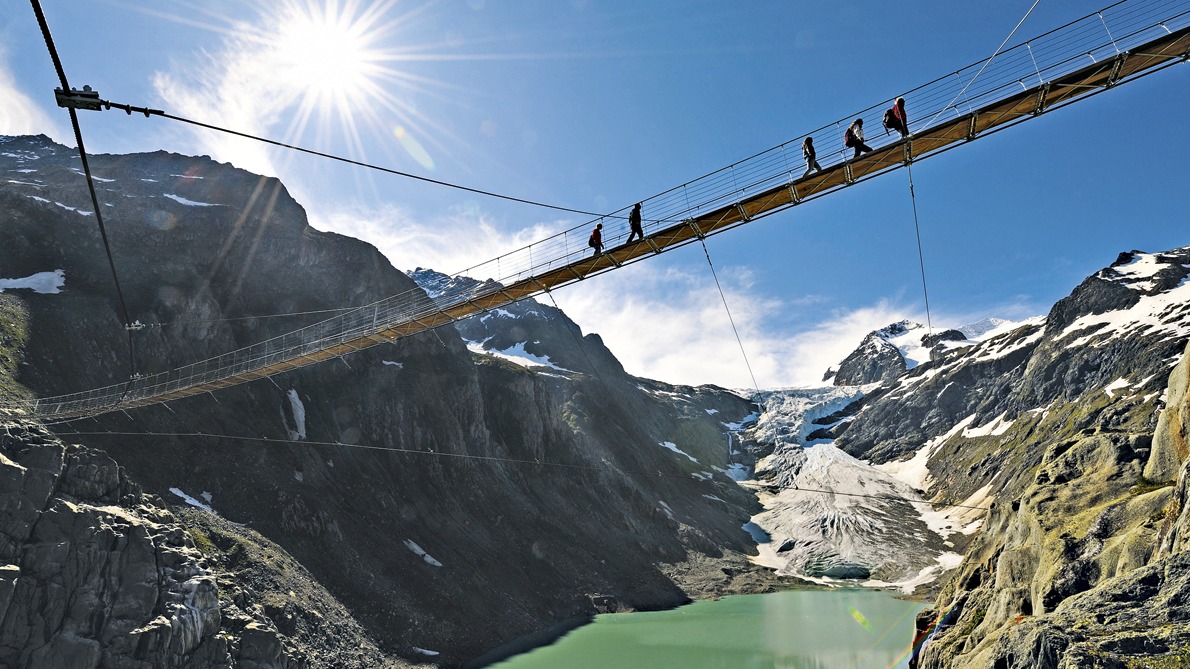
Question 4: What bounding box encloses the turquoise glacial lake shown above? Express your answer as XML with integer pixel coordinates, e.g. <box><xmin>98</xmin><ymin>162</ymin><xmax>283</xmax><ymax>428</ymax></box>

<box><xmin>489</xmin><ymin>589</ymin><xmax>923</xmax><ymax>669</ymax></box>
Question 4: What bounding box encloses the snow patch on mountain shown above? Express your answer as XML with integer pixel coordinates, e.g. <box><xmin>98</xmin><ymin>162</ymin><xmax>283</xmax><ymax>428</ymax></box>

<box><xmin>164</xmin><ymin>193</ymin><xmax>220</xmax><ymax>207</ymax></box>
<box><xmin>53</xmin><ymin>201</ymin><xmax>92</xmax><ymax>216</ymax></box>
<box><xmin>170</xmin><ymin>487</ymin><xmax>216</xmax><ymax>514</ymax></box>
<box><xmin>659</xmin><ymin>441</ymin><xmax>699</xmax><ymax>463</ymax></box>
<box><xmin>874</xmin><ymin>416</ymin><xmax>975</xmax><ymax>491</ymax></box>
<box><xmin>464</xmin><ymin>339</ymin><xmax>573</xmax><ymax>373</ymax></box>
<box><xmin>1059</xmin><ymin>268</ymin><xmax>1190</xmax><ymax>350</ymax></box>
<box><xmin>1105</xmin><ymin>250</ymin><xmax>1170</xmax><ymax>292</ymax></box>
<box><xmin>284</xmin><ymin>389</ymin><xmax>307</xmax><ymax>441</ymax></box>
<box><xmin>0</xmin><ymin>269</ymin><xmax>64</xmax><ymax>294</ymax></box>
<box><xmin>403</xmin><ymin>540</ymin><xmax>443</xmax><ymax>567</ymax></box>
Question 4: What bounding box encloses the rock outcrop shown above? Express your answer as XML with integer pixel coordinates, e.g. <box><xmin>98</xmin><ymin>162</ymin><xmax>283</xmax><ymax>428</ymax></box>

<box><xmin>872</xmin><ymin>249</ymin><xmax>1190</xmax><ymax>668</ymax></box>
<box><xmin>829</xmin><ymin>321</ymin><xmax>920</xmax><ymax>386</ymax></box>
<box><xmin>0</xmin><ymin>421</ymin><xmax>413</xmax><ymax>668</ymax></box>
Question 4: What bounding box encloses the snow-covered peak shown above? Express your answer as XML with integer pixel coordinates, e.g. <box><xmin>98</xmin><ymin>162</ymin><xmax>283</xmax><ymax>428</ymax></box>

<box><xmin>958</xmin><ymin>317</ymin><xmax>1012</xmax><ymax>340</ymax></box>
<box><xmin>1099</xmin><ymin>248</ymin><xmax>1189</xmax><ymax>293</ymax></box>
<box><xmin>878</xmin><ymin>321</ymin><xmax>929</xmax><ymax>368</ymax></box>
<box><xmin>407</xmin><ymin>267</ymin><xmax>501</xmax><ymax>302</ymax></box>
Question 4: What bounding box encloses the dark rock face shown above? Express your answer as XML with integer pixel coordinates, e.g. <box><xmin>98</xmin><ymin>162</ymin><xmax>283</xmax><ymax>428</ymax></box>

<box><xmin>831</xmin><ymin>322</ymin><xmax>917</xmax><ymax>386</ymax></box>
<box><xmin>921</xmin><ymin>330</ymin><xmax>965</xmax><ymax>349</ymax></box>
<box><xmin>0</xmin><ymin>421</ymin><xmax>407</xmax><ymax>669</ymax></box>
<box><xmin>0</xmin><ymin>135</ymin><xmax>780</xmax><ymax>665</ymax></box>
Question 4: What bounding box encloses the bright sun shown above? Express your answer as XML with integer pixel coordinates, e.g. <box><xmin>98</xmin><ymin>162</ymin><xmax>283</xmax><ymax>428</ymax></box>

<box><xmin>274</xmin><ymin>4</ymin><xmax>376</xmax><ymax>104</ymax></box>
<box><xmin>259</xmin><ymin>0</ymin><xmax>438</xmax><ymax>170</ymax></box>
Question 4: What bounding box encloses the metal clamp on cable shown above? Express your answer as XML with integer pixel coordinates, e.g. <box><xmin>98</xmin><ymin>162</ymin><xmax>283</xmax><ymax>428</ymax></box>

<box><xmin>101</xmin><ymin>100</ymin><xmax>163</xmax><ymax>118</ymax></box>
<box><xmin>54</xmin><ymin>85</ymin><xmax>102</xmax><ymax>111</ymax></box>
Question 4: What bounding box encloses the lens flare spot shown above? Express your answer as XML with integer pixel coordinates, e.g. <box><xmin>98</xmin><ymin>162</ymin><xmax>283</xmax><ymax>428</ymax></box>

<box><xmin>849</xmin><ymin>607</ymin><xmax>874</xmax><ymax>633</ymax></box>
<box><xmin>145</xmin><ymin>209</ymin><xmax>177</xmax><ymax>231</ymax></box>
<box><xmin>394</xmin><ymin>126</ymin><xmax>435</xmax><ymax>171</ymax></box>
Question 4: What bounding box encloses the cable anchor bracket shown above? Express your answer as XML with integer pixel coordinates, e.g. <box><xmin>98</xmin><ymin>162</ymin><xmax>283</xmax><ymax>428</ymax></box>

<box><xmin>54</xmin><ymin>85</ymin><xmax>102</xmax><ymax>111</ymax></box>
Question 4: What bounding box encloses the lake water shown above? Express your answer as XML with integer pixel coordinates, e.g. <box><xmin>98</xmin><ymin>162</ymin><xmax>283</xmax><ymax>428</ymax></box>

<box><xmin>489</xmin><ymin>589</ymin><xmax>923</xmax><ymax>669</ymax></box>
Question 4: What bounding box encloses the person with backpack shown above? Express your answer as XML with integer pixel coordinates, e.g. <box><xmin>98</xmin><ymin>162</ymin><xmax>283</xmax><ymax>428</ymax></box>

<box><xmin>883</xmin><ymin>97</ymin><xmax>909</xmax><ymax>138</ymax></box>
<box><xmin>626</xmin><ymin>203</ymin><xmax>644</xmax><ymax>244</ymax></box>
<box><xmin>802</xmin><ymin>136</ymin><xmax>822</xmax><ymax>177</ymax></box>
<box><xmin>589</xmin><ymin>222</ymin><xmax>604</xmax><ymax>256</ymax></box>
<box><xmin>845</xmin><ymin>118</ymin><xmax>873</xmax><ymax>159</ymax></box>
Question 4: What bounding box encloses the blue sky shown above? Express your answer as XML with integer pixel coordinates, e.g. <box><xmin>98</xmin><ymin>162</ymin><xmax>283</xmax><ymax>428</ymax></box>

<box><xmin>2</xmin><ymin>0</ymin><xmax>1188</xmax><ymax>389</ymax></box>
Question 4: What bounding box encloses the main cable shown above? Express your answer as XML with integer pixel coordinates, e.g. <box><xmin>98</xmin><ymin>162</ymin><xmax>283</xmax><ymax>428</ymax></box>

<box><xmin>925</xmin><ymin>0</ymin><xmax>1043</xmax><ymax>128</ymax></box>
<box><xmin>30</xmin><ymin>0</ymin><xmax>138</xmax><ymax>382</ymax></box>
<box><xmin>699</xmin><ymin>238</ymin><xmax>761</xmax><ymax>397</ymax></box>
<box><xmin>907</xmin><ymin>163</ymin><xmax>934</xmax><ymax>334</ymax></box>
<box><xmin>157</xmin><ymin>111</ymin><xmax>619</xmax><ymax>220</ymax></box>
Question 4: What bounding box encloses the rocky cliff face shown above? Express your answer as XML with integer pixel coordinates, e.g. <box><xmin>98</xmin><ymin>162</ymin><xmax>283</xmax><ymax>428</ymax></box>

<box><xmin>800</xmin><ymin>246</ymin><xmax>1190</xmax><ymax>667</ymax></box>
<box><xmin>0</xmin><ymin>420</ymin><xmax>414</xmax><ymax>668</ymax></box>
<box><xmin>0</xmin><ymin>134</ymin><xmax>785</xmax><ymax>666</ymax></box>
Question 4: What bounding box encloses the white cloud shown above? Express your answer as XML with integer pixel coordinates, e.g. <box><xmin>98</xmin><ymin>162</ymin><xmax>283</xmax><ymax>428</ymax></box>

<box><xmin>0</xmin><ymin>46</ymin><xmax>64</xmax><ymax>140</ymax></box>
<box><xmin>151</xmin><ymin>36</ymin><xmax>283</xmax><ymax>178</ymax></box>
<box><xmin>311</xmin><ymin>201</ymin><xmax>574</xmax><ymax>277</ymax></box>
<box><xmin>554</xmin><ymin>267</ymin><xmax>921</xmax><ymax>389</ymax></box>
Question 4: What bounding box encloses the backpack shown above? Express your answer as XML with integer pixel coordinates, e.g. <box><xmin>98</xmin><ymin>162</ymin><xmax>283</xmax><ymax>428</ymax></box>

<box><xmin>844</xmin><ymin>127</ymin><xmax>856</xmax><ymax>148</ymax></box>
<box><xmin>588</xmin><ymin>231</ymin><xmax>598</xmax><ymax>248</ymax></box>
<box><xmin>882</xmin><ymin>109</ymin><xmax>895</xmax><ymax>134</ymax></box>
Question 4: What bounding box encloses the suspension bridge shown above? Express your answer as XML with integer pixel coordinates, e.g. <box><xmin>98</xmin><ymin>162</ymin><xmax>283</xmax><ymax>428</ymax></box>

<box><xmin>8</xmin><ymin>0</ymin><xmax>1190</xmax><ymax>421</ymax></box>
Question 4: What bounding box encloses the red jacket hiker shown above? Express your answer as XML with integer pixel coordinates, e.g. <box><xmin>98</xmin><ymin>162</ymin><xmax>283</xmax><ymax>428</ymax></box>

<box><xmin>589</xmin><ymin>223</ymin><xmax>603</xmax><ymax>256</ymax></box>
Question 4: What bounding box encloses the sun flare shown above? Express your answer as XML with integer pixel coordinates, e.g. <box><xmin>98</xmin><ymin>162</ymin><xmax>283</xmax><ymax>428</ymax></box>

<box><xmin>144</xmin><ymin>0</ymin><xmax>463</xmax><ymax>175</ymax></box>
<box><xmin>253</xmin><ymin>0</ymin><xmax>446</xmax><ymax>171</ymax></box>
<box><xmin>273</xmin><ymin>4</ymin><xmax>376</xmax><ymax>105</ymax></box>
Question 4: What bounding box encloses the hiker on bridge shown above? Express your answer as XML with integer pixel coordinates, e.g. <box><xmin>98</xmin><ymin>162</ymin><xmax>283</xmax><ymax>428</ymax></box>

<box><xmin>626</xmin><ymin>203</ymin><xmax>644</xmax><ymax>244</ymax></box>
<box><xmin>802</xmin><ymin>136</ymin><xmax>822</xmax><ymax>177</ymax></box>
<box><xmin>589</xmin><ymin>222</ymin><xmax>604</xmax><ymax>256</ymax></box>
<box><xmin>845</xmin><ymin>118</ymin><xmax>873</xmax><ymax>159</ymax></box>
<box><xmin>883</xmin><ymin>97</ymin><xmax>909</xmax><ymax>138</ymax></box>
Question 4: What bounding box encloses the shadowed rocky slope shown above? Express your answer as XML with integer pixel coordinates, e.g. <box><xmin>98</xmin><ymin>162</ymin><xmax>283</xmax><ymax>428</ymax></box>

<box><xmin>0</xmin><ymin>135</ymin><xmax>788</xmax><ymax>667</ymax></box>
<box><xmin>0</xmin><ymin>421</ymin><xmax>418</xmax><ymax>668</ymax></box>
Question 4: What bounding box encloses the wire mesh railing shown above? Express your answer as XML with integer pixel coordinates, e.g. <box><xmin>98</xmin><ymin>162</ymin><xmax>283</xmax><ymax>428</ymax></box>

<box><xmin>9</xmin><ymin>0</ymin><xmax>1190</xmax><ymax>420</ymax></box>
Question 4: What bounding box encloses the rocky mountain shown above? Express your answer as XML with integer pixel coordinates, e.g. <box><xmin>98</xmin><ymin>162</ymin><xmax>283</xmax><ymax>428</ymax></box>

<box><xmin>746</xmin><ymin>245</ymin><xmax>1190</xmax><ymax>667</ymax></box>
<box><xmin>0</xmin><ymin>134</ymin><xmax>790</xmax><ymax>667</ymax></box>
<box><xmin>8</xmin><ymin>130</ymin><xmax>1190</xmax><ymax>668</ymax></box>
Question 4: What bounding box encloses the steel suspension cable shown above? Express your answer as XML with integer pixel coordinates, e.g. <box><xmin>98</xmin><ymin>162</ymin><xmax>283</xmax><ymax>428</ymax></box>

<box><xmin>543</xmin><ymin>290</ymin><xmax>607</xmax><ymax>385</ymax></box>
<box><xmin>158</xmin><ymin>111</ymin><xmax>618</xmax><ymax>220</ymax></box>
<box><xmin>925</xmin><ymin>0</ymin><xmax>1043</xmax><ymax>128</ymax></box>
<box><xmin>53</xmin><ymin>428</ymin><xmax>991</xmax><ymax>510</ymax></box>
<box><xmin>30</xmin><ymin>0</ymin><xmax>138</xmax><ymax>382</ymax></box>
<box><xmin>698</xmin><ymin>238</ymin><xmax>761</xmax><ymax>397</ymax></box>
<box><xmin>907</xmin><ymin>163</ymin><xmax>933</xmax><ymax>335</ymax></box>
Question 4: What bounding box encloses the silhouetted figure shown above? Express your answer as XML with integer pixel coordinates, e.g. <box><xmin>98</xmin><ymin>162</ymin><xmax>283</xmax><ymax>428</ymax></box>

<box><xmin>802</xmin><ymin>137</ymin><xmax>822</xmax><ymax>177</ymax></box>
<box><xmin>883</xmin><ymin>97</ymin><xmax>909</xmax><ymax>138</ymax></box>
<box><xmin>626</xmin><ymin>203</ymin><xmax>644</xmax><ymax>243</ymax></box>
<box><xmin>845</xmin><ymin>118</ymin><xmax>873</xmax><ymax>159</ymax></box>
<box><xmin>589</xmin><ymin>222</ymin><xmax>603</xmax><ymax>256</ymax></box>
